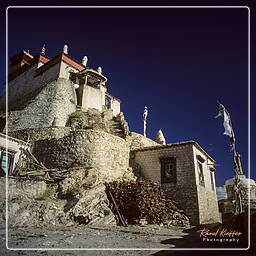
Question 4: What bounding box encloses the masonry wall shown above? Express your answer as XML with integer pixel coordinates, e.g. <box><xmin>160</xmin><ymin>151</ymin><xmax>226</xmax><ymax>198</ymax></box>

<box><xmin>2</xmin><ymin>62</ymin><xmax>61</xmax><ymax>111</ymax></box>
<box><xmin>112</xmin><ymin>98</ymin><xmax>120</xmax><ymax>116</ymax></box>
<box><xmin>7</xmin><ymin>78</ymin><xmax>77</xmax><ymax>132</ymax></box>
<box><xmin>59</xmin><ymin>61</ymin><xmax>80</xmax><ymax>79</ymax></box>
<box><xmin>0</xmin><ymin>133</ymin><xmax>31</xmax><ymax>175</ymax></box>
<box><xmin>192</xmin><ymin>145</ymin><xmax>221</xmax><ymax>224</ymax></box>
<box><xmin>132</xmin><ymin>144</ymin><xmax>200</xmax><ymax>225</ymax></box>
<box><xmin>81</xmin><ymin>85</ymin><xmax>103</xmax><ymax>112</ymax></box>
<box><xmin>10</xmin><ymin>127</ymin><xmax>130</xmax><ymax>181</ymax></box>
<box><xmin>197</xmin><ymin>186</ymin><xmax>221</xmax><ymax>223</ymax></box>
<box><xmin>128</xmin><ymin>132</ymin><xmax>158</xmax><ymax>151</ymax></box>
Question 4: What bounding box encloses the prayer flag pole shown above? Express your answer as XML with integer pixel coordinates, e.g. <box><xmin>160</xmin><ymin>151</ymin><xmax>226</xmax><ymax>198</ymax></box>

<box><xmin>215</xmin><ymin>103</ymin><xmax>243</xmax><ymax>215</ymax></box>
<box><xmin>143</xmin><ymin>106</ymin><xmax>148</xmax><ymax>137</ymax></box>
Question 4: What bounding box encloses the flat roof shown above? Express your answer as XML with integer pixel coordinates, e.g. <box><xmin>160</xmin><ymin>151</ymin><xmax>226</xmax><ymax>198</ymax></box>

<box><xmin>0</xmin><ymin>132</ymin><xmax>31</xmax><ymax>146</ymax></box>
<box><xmin>105</xmin><ymin>92</ymin><xmax>122</xmax><ymax>103</ymax></box>
<box><xmin>132</xmin><ymin>140</ymin><xmax>215</xmax><ymax>162</ymax></box>
<box><xmin>35</xmin><ymin>53</ymin><xmax>85</xmax><ymax>77</ymax></box>
<box><xmin>8</xmin><ymin>54</ymin><xmax>51</xmax><ymax>82</ymax></box>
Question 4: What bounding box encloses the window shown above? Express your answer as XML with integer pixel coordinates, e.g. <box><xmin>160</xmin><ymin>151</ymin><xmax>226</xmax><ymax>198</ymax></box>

<box><xmin>105</xmin><ymin>96</ymin><xmax>112</xmax><ymax>109</ymax></box>
<box><xmin>160</xmin><ymin>157</ymin><xmax>177</xmax><ymax>183</ymax></box>
<box><xmin>197</xmin><ymin>158</ymin><xmax>205</xmax><ymax>187</ymax></box>
<box><xmin>210</xmin><ymin>169</ymin><xmax>215</xmax><ymax>191</ymax></box>
<box><xmin>69</xmin><ymin>71</ymin><xmax>76</xmax><ymax>83</ymax></box>
<box><xmin>79</xmin><ymin>78</ymin><xmax>85</xmax><ymax>86</ymax></box>
<box><xmin>0</xmin><ymin>149</ymin><xmax>14</xmax><ymax>176</ymax></box>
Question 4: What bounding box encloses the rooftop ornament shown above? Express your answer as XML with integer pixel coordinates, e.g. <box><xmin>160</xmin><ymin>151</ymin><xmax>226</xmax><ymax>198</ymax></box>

<box><xmin>155</xmin><ymin>129</ymin><xmax>166</xmax><ymax>145</ymax></box>
<box><xmin>41</xmin><ymin>44</ymin><xmax>46</xmax><ymax>55</ymax></box>
<box><xmin>143</xmin><ymin>106</ymin><xmax>148</xmax><ymax>137</ymax></box>
<box><xmin>82</xmin><ymin>56</ymin><xmax>88</xmax><ymax>66</ymax></box>
<box><xmin>97</xmin><ymin>67</ymin><xmax>102</xmax><ymax>74</ymax></box>
<box><xmin>63</xmin><ymin>44</ymin><xmax>68</xmax><ymax>54</ymax></box>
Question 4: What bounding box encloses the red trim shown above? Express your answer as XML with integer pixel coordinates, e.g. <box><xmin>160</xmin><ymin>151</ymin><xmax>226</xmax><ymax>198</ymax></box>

<box><xmin>35</xmin><ymin>54</ymin><xmax>62</xmax><ymax>77</ymax></box>
<box><xmin>62</xmin><ymin>54</ymin><xmax>85</xmax><ymax>71</ymax></box>
<box><xmin>9</xmin><ymin>52</ymin><xmax>85</xmax><ymax>80</ymax></box>
<box><xmin>39</xmin><ymin>54</ymin><xmax>50</xmax><ymax>64</ymax></box>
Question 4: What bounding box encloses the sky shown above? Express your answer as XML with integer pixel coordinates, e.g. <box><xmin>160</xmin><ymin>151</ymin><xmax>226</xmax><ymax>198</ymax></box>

<box><xmin>1</xmin><ymin>4</ymin><xmax>255</xmax><ymax>187</ymax></box>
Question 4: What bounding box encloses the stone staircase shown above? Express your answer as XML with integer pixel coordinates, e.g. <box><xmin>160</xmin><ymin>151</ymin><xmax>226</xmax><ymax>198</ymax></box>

<box><xmin>109</xmin><ymin>119</ymin><xmax>126</xmax><ymax>138</ymax></box>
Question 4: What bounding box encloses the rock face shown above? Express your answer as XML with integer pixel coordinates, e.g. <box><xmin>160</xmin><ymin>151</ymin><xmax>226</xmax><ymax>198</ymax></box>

<box><xmin>0</xmin><ymin>168</ymin><xmax>119</xmax><ymax>227</ymax></box>
<box><xmin>0</xmin><ymin>166</ymin><xmax>190</xmax><ymax>228</ymax></box>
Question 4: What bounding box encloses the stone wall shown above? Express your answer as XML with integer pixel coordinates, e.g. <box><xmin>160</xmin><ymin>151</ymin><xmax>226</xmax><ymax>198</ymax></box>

<box><xmin>7</xmin><ymin>78</ymin><xmax>77</xmax><ymax>132</ymax></box>
<box><xmin>112</xmin><ymin>98</ymin><xmax>120</xmax><ymax>117</ymax></box>
<box><xmin>59</xmin><ymin>60</ymin><xmax>80</xmax><ymax>79</ymax></box>
<box><xmin>197</xmin><ymin>186</ymin><xmax>221</xmax><ymax>224</ymax></box>
<box><xmin>132</xmin><ymin>143</ymin><xmax>196</xmax><ymax>184</ymax></box>
<box><xmin>131</xmin><ymin>142</ymin><xmax>221</xmax><ymax>225</ymax></box>
<box><xmin>192</xmin><ymin>145</ymin><xmax>221</xmax><ymax>224</ymax></box>
<box><xmin>131</xmin><ymin>143</ymin><xmax>200</xmax><ymax>224</ymax></box>
<box><xmin>7</xmin><ymin>124</ymin><xmax>221</xmax><ymax>225</ymax></box>
<box><xmin>10</xmin><ymin>129</ymin><xmax>158</xmax><ymax>181</ymax></box>
<box><xmin>192</xmin><ymin>145</ymin><xmax>216</xmax><ymax>191</ymax></box>
<box><xmin>10</xmin><ymin>127</ymin><xmax>130</xmax><ymax>182</ymax></box>
<box><xmin>1</xmin><ymin>62</ymin><xmax>61</xmax><ymax>111</ymax></box>
<box><xmin>81</xmin><ymin>85</ymin><xmax>104</xmax><ymax>112</ymax></box>
<box><xmin>128</xmin><ymin>132</ymin><xmax>158</xmax><ymax>151</ymax></box>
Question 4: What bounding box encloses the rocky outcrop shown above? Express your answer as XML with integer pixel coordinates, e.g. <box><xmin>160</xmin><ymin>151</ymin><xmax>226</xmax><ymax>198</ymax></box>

<box><xmin>0</xmin><ymin>168</ymin><xmax>121</xmax><ymax>227</ymax></box>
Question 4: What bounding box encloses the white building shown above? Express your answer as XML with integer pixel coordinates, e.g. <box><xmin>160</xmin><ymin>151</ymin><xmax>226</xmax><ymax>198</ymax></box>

<box><xmin>0</xmin><ymin>46</ymin><xmax>121</xmax><ymax>132</ymax></box>
<box><xmin>0</xmin><ymin>133</ymin><xmax>31</xmax><ymax>176</ymax></box>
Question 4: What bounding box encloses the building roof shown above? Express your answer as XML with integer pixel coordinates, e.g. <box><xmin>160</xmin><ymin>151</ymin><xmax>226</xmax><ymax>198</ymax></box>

<box><xmin>10</xmin><ymin>50</ymin><xmax>34</xmax><ymax>64</ymax></box>
<box><xmin>105</xmin><ymin>92</ymin><xmax>122</xmax><ymax>103</ymax></box>
<box><xmin>35</xmin><ymin>53</ymin><xmax>85</xmax><ymax>77</ymax></box>
<box><xmin>9</xmin><ymin>50</ymin><xmax>86</xmax><ymax>81</ymax></box>
<box><xmin>0</xmin><ymin>132</ymin><xmax>31</xmax><ymax>147</ymax></box>
<box><xmin>132</xmin><ymin>140</ymin><xmax>215</xmax><ymax>162</ymax></box>
<box><xmin>8</xmin><ymin>54</ymin><xmax>50</xmax><ymax>82</ymax></box>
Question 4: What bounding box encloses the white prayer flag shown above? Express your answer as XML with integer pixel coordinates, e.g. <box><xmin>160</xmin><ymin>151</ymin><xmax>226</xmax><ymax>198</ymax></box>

<box><xmin>215</xmin><ymin>103</ymin><xmax>235</xmax><ymax>139</ymax></box>
<box><xmin>222</xmin><ymin>110</ymin><xmax>234</xmax><ymax>137</ymax></box>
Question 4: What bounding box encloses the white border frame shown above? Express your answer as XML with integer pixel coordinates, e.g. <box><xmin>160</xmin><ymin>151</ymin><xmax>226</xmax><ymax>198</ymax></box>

<box><xmin>5</xmin><ymin>5</ymin><xmax>251</xmax><ymax>251</ymax></box>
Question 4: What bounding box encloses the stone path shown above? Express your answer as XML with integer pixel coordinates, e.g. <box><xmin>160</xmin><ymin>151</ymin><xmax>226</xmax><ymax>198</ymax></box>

<box><xmin>0</xmin><ymin>224</ymin><xmax>252</xmax><ymax>256</ymax></box>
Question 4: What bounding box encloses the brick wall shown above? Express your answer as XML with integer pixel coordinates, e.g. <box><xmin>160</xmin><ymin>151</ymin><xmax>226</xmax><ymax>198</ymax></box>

<box><xmin>192</xmin><ymin>145</ymin><xmax>221</xmax><ymax>224</ymax></box>
<box><xmin>132</xmin><ymin>143</ymin><xmax>200</xmax><ymax>224</ymax></box>
<box><xmin>131</xmin><ymin>142</ymin><xmax>221</xmax><ymax>225</ymax></box>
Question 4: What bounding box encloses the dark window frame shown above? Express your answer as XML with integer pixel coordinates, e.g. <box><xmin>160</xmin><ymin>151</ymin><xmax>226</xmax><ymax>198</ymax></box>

<box><xmin>160</xmin><ymin>157</ymin><xmax>177</xmax><ymax>184</ymax></box>
<box><xmin>197</xmin><ymin>157</ymin><xmax>205</xmax><ymax>187</ymax></box>
<box><xmin>105</xmin><ymin>95</ymin><xmax>112</xmax><ymax>109</ymax></box>
<box><xmin>210</xmin><ymin>169</ymin><xmax>215</xmax><ymax>191</ymax></box>
<box><xmin>0</xmin><ymin>149</ymin><xmax>14</xmax><ymax>176</ymax></box>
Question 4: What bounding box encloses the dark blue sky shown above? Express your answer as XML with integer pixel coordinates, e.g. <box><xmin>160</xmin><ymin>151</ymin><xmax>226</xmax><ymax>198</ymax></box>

<box><xmin>1</xmin><ymin>5</ymin><xmax>255</xmax><ymax>186</ymax></box>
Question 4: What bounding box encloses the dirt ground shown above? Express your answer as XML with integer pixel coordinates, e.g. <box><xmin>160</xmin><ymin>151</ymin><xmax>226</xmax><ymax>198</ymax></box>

<box><xmin>0</xmin><ymin>223</ymin><xmax>253</xmax><ymax>256</ymax></box>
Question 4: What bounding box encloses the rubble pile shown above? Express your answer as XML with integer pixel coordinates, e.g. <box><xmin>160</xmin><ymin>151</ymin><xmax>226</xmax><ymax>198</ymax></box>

<box><xmin>106</xmin><ymin>180</ymin><xmax>190</xmax><ymax>227</ymax></box>
<box><xmin>58</xmin><ymin>168</ymin><xmax>116</xmax><ymax>226</ymax></box>
<box><xmin>1</xmin><ymin>168</ymin><xmax>116</xmax><ymax>227</ymax></box>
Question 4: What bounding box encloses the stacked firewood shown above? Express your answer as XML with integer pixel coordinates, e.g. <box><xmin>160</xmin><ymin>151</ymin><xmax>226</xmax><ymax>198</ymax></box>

<box><xmin>106</xmin><ymin>180</ymin><xmax>189</xmax><ymax>226</ymax></box>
